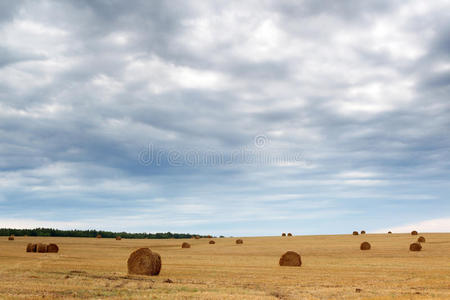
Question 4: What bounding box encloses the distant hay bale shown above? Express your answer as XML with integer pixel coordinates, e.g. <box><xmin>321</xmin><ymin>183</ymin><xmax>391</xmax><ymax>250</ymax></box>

<box><xmin>411</xmin><ymin>230</ymin><xmax>418</xmax><ymax>235</ymax></box>
<box><xmin>207</xmin><ymin>235</ymin><xmax>212</xmax><ymax>238</ymax></box>
<box><xmin>409</xmin><ymin>242</ymin><xmax>422</xmax><ymax>251</ymax></box>
<box><xmin>360</xmin><ymin>242</ymin><xmax>371</xmax><ymax>250</ymax></box>
<box><xmin>96</xmin><ymin>234</ymin><xmax>102</xmax><ymax>239</ymax></box>
<box><xmin>194</xmin><ymin>235</ymin><xmax>200</xmax><ymax>239</ymax></box>
<box><xmin>127</xmin><ymin>248</ymin><xmax>161</xmax><ymax>276</ymax></box>
<box><xmin>352</xmin><ymin>231</ymin><xmax>359</xmax><ymax>235</ymax></box>
<box><xmin>279</xmin><ymin>251</ymin><xmax>302</xmax><ymax>267</ymax></box>
<box><xmin>281</xmin><ymin>233</ymin><xmax>286</xmax><ymax>237</ymax></box>
<box><xmin>181</xmin><ymin>242</ymin><xmax>191</xmax><ymax>248</ymax></box>
<box><xmin>209</xmin><ymin>240</ymin><xmax>215</xmax><ymax>244</ymax></box>
<box><xmin>116</xmin><ymin>236</ymin><xmax>122</xmax><ymax>240</ymax></box>
<box><xmin>417</xmin><ymin>236</ymin><xmax>426</xmax><ymax>243</ymax></box>
<box><xmin>361</xmin><ymin>230</ymin><xmax>366</xmax><ymax>234</ymax></box>
<box><xmin>26</xmin><ymin>243</ymin><xmax>36</xmax><ymax>252</ymax></box>
<box><xmin>388</xmin><ymin>231</ymin><xmax>392</xmax><ymax>234</ymax></box>
<box><xmin>236</xmin><ymin>239</ymin><xmax>243</xmax><ymax>244</ymax></box>
<box><xmin>37</xmin><ymin>243</ymin><xmax>47</xmax><ymax>253</ymax></box>
<box><xmin>8</xmin><ymin>235</ymin><xmax>14</xmax><ymax>241</ymax></box>
<box><xmin>47</xmin><ymin>243</ymin><xmax>59</xmax><ymax>253</ymax></box>
<box><xmin>287</xmin><ymin>233</ymin><xmax>293</xmax><ymax>236</ymax></box>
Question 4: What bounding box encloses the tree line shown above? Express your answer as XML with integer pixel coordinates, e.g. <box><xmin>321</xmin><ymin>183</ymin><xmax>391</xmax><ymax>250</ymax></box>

<box><xmin>0</xmin><ymin>228</ymin><xmax>203</xmax><ymax>239</ymax></box>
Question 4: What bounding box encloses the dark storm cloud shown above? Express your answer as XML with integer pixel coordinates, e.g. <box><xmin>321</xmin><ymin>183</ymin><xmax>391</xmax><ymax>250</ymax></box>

<box><xmin>0</xmin><ymin>0</ymin><xmax>449</xmax><ymax>234</ymax></box>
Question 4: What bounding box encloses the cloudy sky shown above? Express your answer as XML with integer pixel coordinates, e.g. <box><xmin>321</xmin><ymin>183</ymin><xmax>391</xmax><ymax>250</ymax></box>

<box><xmin>0</xmin><ymin>0</ymin><xmax>449</xmax><ymax>236</ymax></box>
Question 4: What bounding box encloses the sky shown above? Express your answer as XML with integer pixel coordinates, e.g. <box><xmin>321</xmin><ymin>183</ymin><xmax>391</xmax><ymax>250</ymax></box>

<box><xmin>0</xmin><ymin>0</ymin><xmax>449</xmax><ymax>236</ymax></box>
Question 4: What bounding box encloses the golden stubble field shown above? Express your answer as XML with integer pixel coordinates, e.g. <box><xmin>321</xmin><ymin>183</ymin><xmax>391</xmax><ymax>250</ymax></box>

<box><xmin>0</xmin><ymin>233</ymin><xmax>449</xmax><ymax>299</ymax></box>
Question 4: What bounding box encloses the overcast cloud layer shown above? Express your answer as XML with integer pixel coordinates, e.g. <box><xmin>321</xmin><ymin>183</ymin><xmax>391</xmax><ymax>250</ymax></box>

<box><xmin>0</xmin><ymin>0</ymin><xmax>449</xmax><ymax>235</ymax></box>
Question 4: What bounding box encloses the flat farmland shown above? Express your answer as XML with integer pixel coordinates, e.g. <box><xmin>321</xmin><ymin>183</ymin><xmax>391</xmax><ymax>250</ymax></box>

<box><xmin>0</xmin><ymin>233</ymin><xmax>449</xmax><ymax>299</ymax></box>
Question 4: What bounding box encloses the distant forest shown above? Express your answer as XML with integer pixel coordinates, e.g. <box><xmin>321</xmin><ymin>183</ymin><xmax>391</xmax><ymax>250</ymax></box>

<box><xmin>0</xmin><ymin>228</ymin><xmax>204</xmax><ymax>239</ymax></box>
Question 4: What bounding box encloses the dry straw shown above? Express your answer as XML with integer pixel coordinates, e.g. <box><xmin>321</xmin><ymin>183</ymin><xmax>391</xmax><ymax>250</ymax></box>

<box><xmin>116</xmin><ymin>236</ymin><xmax>122</xmax><ymax>240</ymax></box>
<box><xmin>411</xmin><ymin>230</ymin><xmax>418</xmax><ymax>235</ymax></box>
<box><xmin>26</xmin><ymin>243</ymin><xmax>37</xmax><ymax>252</ymax></box>
<box><xmin>127</xmin><ymin>248</ymin><xmax>161</xmax><ymax>276</ymax></box>
<box><xmin>47</xmin><ymin>243</ymin><xmax>59</xmax><ymax>253</ymax></box>
<box><xmin>352</xmin><ymin>231</ymin><xmax>359</xmax><ymax>235</ymax></box>
<box><xmin>209</xmin><ymin>240</ymin><xmax>215</xmax><ymax>244</ymax></box>
<box><xmin>360</xmin><ymin>242</ymin><xmax>371</xmax><ymax>250</ymax></box>
<box><xmin>417</xmin><ymin>236</ymin><xmax>426</xmax><ymax>243</ymax></box>
<box><xmin>181</xmin><ymin>242</ymin><xmax>191</xmax><ymax>248</ymax></box>
<box><xmin>37</xmin><ymin>243</ymin><xmax>47</xmax><ymax>253</ymax></box>
<box><xmin>236</xmin><ymin>239</ymin><xmax>243</xmax><ymax>244</ymax></box>
<box><xmin>281</xmin><ymin>233</ymin><xmax>286</xmax><ymax>237</ymax></box>
<box><xmin>287</xmin><ymin>233</ymin><xmax>293</xmax><ymax>236</ymax></box>
<box><xmin>409</xmin><ymin>242</ymin><xmax>422</xmax><ymax>251</ymax></box>
<box><xmin>279</xmin><ymin>251</ymin><xmax>302</xmax><ymax>266</ymax></box>
<box><xmin>361</xmin><ymin>230</ymin><xmax>366</xmax><ymax>234</ymax></box>
<box><xmin>8</xmin><ymin>235</ymin><xmax>14</xmax><ymax>241</ymax></box>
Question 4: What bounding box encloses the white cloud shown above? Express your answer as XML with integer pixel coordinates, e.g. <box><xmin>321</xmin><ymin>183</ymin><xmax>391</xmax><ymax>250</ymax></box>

<box><xmin>376</xmin><ymin>217</ymin><xmax>450</xmax><ymax>233</ymax></box>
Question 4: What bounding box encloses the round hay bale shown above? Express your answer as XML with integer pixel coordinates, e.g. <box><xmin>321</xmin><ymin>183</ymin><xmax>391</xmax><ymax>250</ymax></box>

<box><xmin>410</xmin><ymin>242</ymin><xmax>422</xmax><ymax>251</ymax></box>
<box><xmin>360</xmin><ymin>242</ymin><xmax>371</xmax><ymax>250</ymax></box>
<box><xmin>281</xmin><ymin>233</ymin><xmax>286</xmax><ymax>237</ymax></box>
<box><xmin>352</xmin><ymin>231</ymin><xmax>359</xmax><ymax>235</ymax></box>
<box><xmin>411</xmin><ymin>230</ymin><xmax>418</xmax><ymax>235</ymax></box>
<box><xmin>37</xmin><ymin>243</ymin><xmax>47</xmax><ymax>253</ymax></box>
<box><xmin>388</xmin><ymin>231</ymin><xmax>392</xmax><ymax>234</ymax></box>
<box><xmin>194</xmin><ymin>235</ymin><xmax>200</xmax><ymax>239</ymax></box>
<box><xmin>287</xmin><ymin>233</ymin><xmax>293</xmax><ymax>236</ymax></box>
<box><xmin>207</xmin><ymin>235</ymin><xmax>212</xmax><ymax>238</ymax></box>
<box><xmin>47</xmin><ymin>243</ymin><xmax>59</xmax><ymax>253</ymax></box>
<box><xmin>236</xmin><ymin>239</ymin><xmax>243</xmax><ymax>244</ymax></box>
<box><xmin>8</xmin><ymin>235</ymin><xmax>14</xmax><ymax>241</ymax></box>
<box><xmin>209</xmin><ymin>240</ymin><xmax>215</xmax><ymax>244</ymax></box>
<box><xmin>279</xmin><ymin>251</ymin><xmax>302</xmax><ymax>267</ymax></box>
<box><xmin>127</xmin><ymin>248</ymin><xmax>161</xmax><ymax>276</ymax></box>
<box><xmin>26</xmin><ymin>243</ymin><xmax>37</xmax><ymax>252</ymax></box>
<box><xmin>96</xmin><ymin>234</ymin><xmax>102</xmax><ymax>239</ymax></box>
<box><xmin>181</xmin><ymin>242</ymin><xmax>191</xmax><ymax>248</ymax></box>
<box><xmin>361</xmin><ymin>230</ymin><xmax>366</xmax><ymax>234</ymax></box>
<box><xmin>417</xmin><ymin>236</ymin><xmax>426</xmax><ymax>243</ymax></box>
<box><xmin>116</xmin><ymin>236</ymin><xmax>122</xmax><ymax>240</ymax></box>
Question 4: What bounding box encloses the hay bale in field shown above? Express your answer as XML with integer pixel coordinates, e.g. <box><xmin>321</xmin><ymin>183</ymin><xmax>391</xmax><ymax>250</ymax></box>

<box><xmin>388</xmin><ymin>231</ymin><xmax>392</xmax><ymax>234</ymax></box>
<box><xmin>409</xmin><ymin>242</ymin><xmax>422</xmax><ymax>251</ymax></box>
<box><xmin>26</xmin><ymin>243</ymin><xmax>37</xmax><ymax>252</ymax></box>
<box><xmin>181</xmin><ymin>242</ymin><xmax>191</xmax><ymax>248</ymax></box>
<box><xmin>116</xmin><ymin>236</ymin><xmax>122</xmax><ymax>240</ymax></box>
<box><xmin>209</xmin><ymin>240</ymin><xmax>215</xmax><ymax>244</ymax></box>
<box><xmin>360</xmin><ymin>242</ymin><xmax>371</xmax><ymax>250</ymax></box>
<box><xmin>8</xmin><ymin>235</ymin><xmax>14</xmax><ymax>240</ymax></box>
<box><xmin>236</xmin><ymin>239</ymin><xmax>243</xmax><ymax>244</ymax></box>
<box><xmin>279</xmin><ymin>251</ymin><xmax>302</xmax><ymax>267</ymax></box>
<box><xmin>47</xmin><ymin>243</ymin><xmax>59</xmax><ymax>253</ymax></box>
<box><xmin>127</xmin><ymin>248</ymin><xmax>161</xmax><ymax>276</ymax></box>
<box><xmin>287</xmin><ymin>233</ymin><xmax>292</xmax><ymax>236</ymax></box>
<box><xmin>417</xmin><ymin>236</ymin><xmax>426</xmax><ymax>243</ymax></box>
<box><xmin>411</xmin><ymin>230</ymin><xmax>418</xmax><ymax>235</ymax></box>
<box><xmin>207</xmin><ymin>235</ymin><xmax>212</xmax><ymax>238</ymax></box>
<box><xmin>96</xmin><ymin>234</ymin><xmax>102</xmax><ymax>239</ymax></box>
<box><xmin>26</xmin><ymin>243</ymin><xmax>34</xmax><ymax>252</ymax></box>
<box><xmin>37</xmin><ymin>243</ymin><xmax>47</xmax><ymax>253</ymax></box>
<box><xmin>361</xmin><ymin>230</ymin><xmax>366</xmax><ymax>234</ymax></box>
<box><xmin>281</xmin><ymin>233</ymin><xmax>286</xmax><ymax>237</ymax></box>
<box><xmin>352</xmin><ymin>231</ymin><xmax>359</xmax><ymax>235</ymax></box>
<box><xmin>194</xmin><ymin>235</ymin><xmax>200</xmax><ymax>239</ymax></box>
